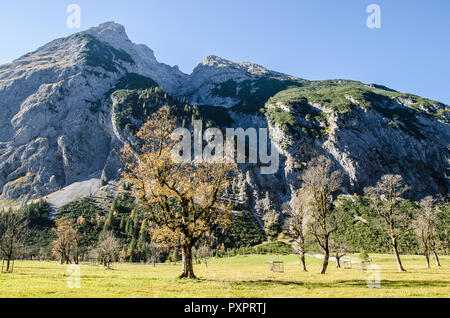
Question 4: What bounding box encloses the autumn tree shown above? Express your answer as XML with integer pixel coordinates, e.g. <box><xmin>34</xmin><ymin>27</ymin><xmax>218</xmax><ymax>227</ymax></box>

<box><xmin>284</xmin><ymin>190</ymin><xmax>310</xmax><ymax>272</ymax></box>
<box><xmin>0</xmin><ymin>209</ymin><xmax>29</xmax><ymax>273</ymax></box>
<box><xmin>122</xmin><ymin>106</ymin><xmax>236</xmax><ymax>279</ymax></box>
<box><xmin>365</xmin><ymin>174</ymin><xmax>411</xmax><ymax>272</ymax></box>
<box><xmin>301</xmin><ymin>156</ymin><xmax>342</xmax><ymax>274</ymax></box>
<box><xmin>73</xmin><ymin>216</ymin><xmax>87</xmax><ymax>264</ymax></box>
<box><xmin>97</xmin><ymin>231</ymin><xmax>120</xmax><ymax>269</ymax></box>
<box><xmin>148</xmin><ymin>242</ymin><xmax>164</xmax><ymax>267</ymax></box>
<box><xmin>52</xmin><ymin>219</ymin><xmax>80</xmax><ymax>264</ymax></box>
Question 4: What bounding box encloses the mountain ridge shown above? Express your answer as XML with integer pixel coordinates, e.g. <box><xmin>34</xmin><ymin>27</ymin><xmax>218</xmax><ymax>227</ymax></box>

<box><xmin>0</xmin><ymin>22</ymin><xmax>448</xmax><ymax>215</ymax></box>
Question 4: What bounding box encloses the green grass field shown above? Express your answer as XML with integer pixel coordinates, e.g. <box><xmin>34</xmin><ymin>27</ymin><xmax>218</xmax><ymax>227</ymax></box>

<box><xmin>0</xmin><ymin>254</ymin><xmax>448</xmax><ymax>298</ymax></box>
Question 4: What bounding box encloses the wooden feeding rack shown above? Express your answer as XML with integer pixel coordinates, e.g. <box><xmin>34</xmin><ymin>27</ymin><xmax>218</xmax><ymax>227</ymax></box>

<box><xmin>342</xmin><ymin>260</ymin><xmax>352</xmax><ymax>269</ymax></box>
<box><xmin>269</xmin><ymin>261</ymin><xmax>284</xmax><ymax>273</ymax></box>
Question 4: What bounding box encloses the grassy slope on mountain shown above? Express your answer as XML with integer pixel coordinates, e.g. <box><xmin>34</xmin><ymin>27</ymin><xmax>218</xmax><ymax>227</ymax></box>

<box><xmin>265</xmin><ymin>80</ymin><xmax>449</xmax><ymax>139</ymax></box>
<box><xmin>209</xmin><ymin>76</ymin><xmax>448</xmax><ymax>141</ymax></box>
<box><xmin>211</xmin><ymin>77</ymin><xmax>305</xmax><ymax>113</ymax></box>
<box><xmin>79</xmin><ymin>35</ymin><xmax>134</xmax><ymax>73</ymax></box>
<box><xmin>268</xmin><ymin>80</ymin><xmax>448</xmax><ymax>120</ymax></box>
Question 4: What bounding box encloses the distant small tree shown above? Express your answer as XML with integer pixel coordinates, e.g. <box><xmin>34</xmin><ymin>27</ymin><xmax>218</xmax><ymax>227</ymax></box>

<box><xmin>194</xmin><ymin>245</ymin><xmax>214</xmax><ymax>268</ymax></box>
<box><xmin>329</xmin><ymin>236</ymin><xmax>350</xmax><ymax>269</ymax></box>
<box><xmin>52</xmin><ymin>219</ymin><xmax>80</xmax><ymax>264</ymax></box>
<box><xmin>330</xmin><ymin>203</ymin><xmax>355</xmax><ymax>268</ymax></box>
<box><xmin>359</xmin><ymin>251</ymin><xmax>370</xmax><ymax>261</ymax></box>
<box><xmin>412</xmin><ymin>197</ymin><xmax>433</xmax><ymax>268</ymax></box>
<box><xmin>431</xmin><ymin>196</ymin><xmax>449</xmax><ymax>266</ymax></box>
<box><xmin>301</xmin><ymin>156</ymin><xmax>343</xmax><ymax>274</ymax></box>
<box><xmin>284</xmin><ymin>190</ymin><xmax>310</xmax><ymax>272</ymax></box>
<box><xmin>72</xmin><ymin>216</ymin><xmax>88</xmax><ymax>264</ymax></box>
<box><xmin>97</xmin><ymin>231</ymin><xmax>120</xmax><ymax>269</ymax></box>
<box><xmin>365</xmin><ymin>174</ymin><xmax>410</xmax><ymax>272</ymax></box>
<box><xmin>170</xmin><ymin>248</ymin><xmax>181</xmax><ymax>263</ymax></box>
<box><xmin>148</xmin><ymin>242</ymin><xmax>164</xmax><ymax>267</ymax></box>
<box><xmin>118</xmin><ymin>250</ymin><xmax>127</xmax><ymax>263</ymax></box>
<box><xmin>86</xmin><ymin>247</ymin><xmax>99</xmax><ymax>264</ymax></box>
<box><xmin>0</xmin><ymin>209</ymin><xmax>29</xmax><ymax>273</ymax></box>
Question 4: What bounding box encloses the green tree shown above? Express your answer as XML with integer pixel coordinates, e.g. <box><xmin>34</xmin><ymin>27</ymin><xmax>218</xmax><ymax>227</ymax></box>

<box><xmin>103</xmin><ymin>208</ymin><xmax>115</xmax><ymax>232</ymax></box>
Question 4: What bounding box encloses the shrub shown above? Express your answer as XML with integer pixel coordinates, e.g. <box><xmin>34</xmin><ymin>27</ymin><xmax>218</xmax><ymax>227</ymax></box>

<box><xmin>359</xmin><ymin>251</ymin><xmax>370</xmax><ymax>261</ymax></box>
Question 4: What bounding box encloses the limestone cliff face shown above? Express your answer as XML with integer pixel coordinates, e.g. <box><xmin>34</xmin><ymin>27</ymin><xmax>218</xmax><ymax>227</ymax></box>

<box><xmin>0</xmin><ymin>22</ymin><xmax>184</xmax><ymax>202</ymax></box>
<box><xmin>260</xmin><ymin>99</ymin><xmax>449</xmax><ymax>215</ymax></box>
<box><xmin>0</xmin><ymin>22</ymin><xmax>448</xmax><ymax>215</ymax></box>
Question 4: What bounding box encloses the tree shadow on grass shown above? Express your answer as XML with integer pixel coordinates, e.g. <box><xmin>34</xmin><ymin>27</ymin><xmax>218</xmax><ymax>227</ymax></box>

<box><xmin>226</xmin><ymin>279</ymin><xmax>447</xmax><ymax>289</ymax></box>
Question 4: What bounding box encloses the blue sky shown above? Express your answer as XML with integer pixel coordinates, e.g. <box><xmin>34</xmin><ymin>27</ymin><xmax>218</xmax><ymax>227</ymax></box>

<box><xmin>1</xmin><ymin>0</ymin><xmax>449</xmax><ymax>104</ymax></box>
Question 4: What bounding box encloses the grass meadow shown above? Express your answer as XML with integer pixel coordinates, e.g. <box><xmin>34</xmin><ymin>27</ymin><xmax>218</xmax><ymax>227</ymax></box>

<box><xmin>0</xmin><ymin>254</ymin><xmax>448</xmax><ymax>298</ymax></box>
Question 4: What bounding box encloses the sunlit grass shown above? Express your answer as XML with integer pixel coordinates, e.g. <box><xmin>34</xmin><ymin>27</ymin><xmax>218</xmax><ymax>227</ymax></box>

<box><xmin>0</xmin><ymin>254</ymin><xmax>448</xmax><ymax>298</ymax></box>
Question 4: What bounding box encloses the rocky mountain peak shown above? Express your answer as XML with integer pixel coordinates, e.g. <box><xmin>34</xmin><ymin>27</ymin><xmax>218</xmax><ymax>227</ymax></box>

<box><xmin>84</xmin><ymin>22</ymin><xmax>129</xmax><ymax>43</ymax></box>
<box><xmin>198</xmin><ymin>54</ymin><xmax>281</xmax><ymax>77</ymax></box>
<box><xmin>81</xmin><ymin>21</ymin><xmax>157</xmax><ymax>64</ymax></box>
<box><xmin>181</xmin><ymin>55</ymin><xmax>297</xmax><ymax>107</ymax></box>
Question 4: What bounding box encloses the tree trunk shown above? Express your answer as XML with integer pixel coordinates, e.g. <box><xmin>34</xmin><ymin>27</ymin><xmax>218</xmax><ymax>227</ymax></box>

<box><xmin>319</xmin><ymin>240</ymin><xmax>329</xmax><ymax>274</ymax></box>
<box><xmin>179</xmin><ymin>245</ymin><xmax>196</xmax><ymax>279</ymax></box>
<box><xmin>391</xmin><ymin>237</ymin><xmax>406</xmax><ymax>272</ymax></box>
<box><xmin>299</xmin><ymin>252</ymin><xmax>307</xmax><ymax>272</ymax></box>
<box><xmin>6</xmin><ymin>258</ymin><xmax>10</xmax><ymax>272</ymax></box>
<box><xmin>424</xmin><ymin>246</ymin><xmax>430</xmax><ymax>269</ymax></box>
<box><xmin>64</xmin><ymin>251</ymin><xmax>70</xmax><ymax>264</ymax></box>
<box><xmin>335</xmin><ymin>253</ymin><xmax>341</xmax><ymax>268</ymax></box>
<box><xmin>433</xmin><ymin>251</ymin><xmax>441</xmax><ymax>267</ymax></box>
<box><xmin>420</xmin><ymin>237</ymin><xmax>430</xmax><ymax>268</ymax></box>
